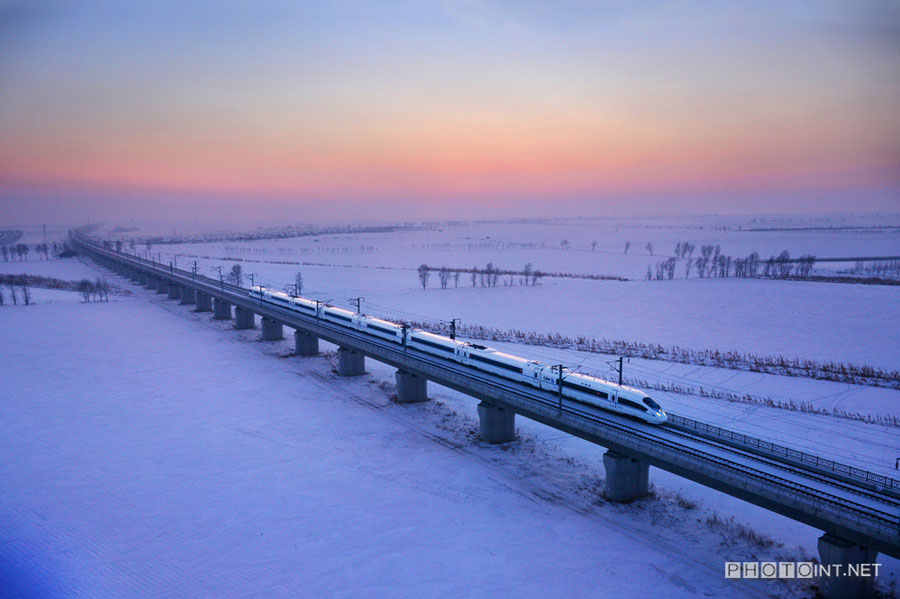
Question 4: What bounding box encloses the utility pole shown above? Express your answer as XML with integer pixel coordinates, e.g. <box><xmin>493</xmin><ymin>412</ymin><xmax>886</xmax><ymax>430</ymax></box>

<box><xmin>401</xmin><ymin>323</ymin><xmax>409</xmax><ymax>348</ymax></box>
<box><xmin>449</xmin><ymin>318</ymin><xmax>460</xmax><ymax>340</ymax></box>
<box><xmin>556</xmin><ymin>364</ymin><xmax>564</xmax><ymax>411</ymax></box>
<box><xmin>351</xmin><ymin>297</ymin><xmax>364</xmax><ymax>313</ymax></box>
<box><xmin>314</xmin><ymin>300</ymin><xmax>323</xmax><ymax>320</ymax></box>
<box><xmin>215</xmin><ymin>266</ymin><xmax>223</xmax><ymax>291</ymax></box>
<box><xmin>248</xmin><ymin>273</ymin><xmax>256</xmax><ymax>288</ymax></box>
<box><xmin>192</xmin><ymin>261</ymin><xmax>197</xmax><ymax>280</ymax></box>
<box><xmin>609</xmin><ymin>356</ymin><xmax>625</xmax><ymax>386</ymax></box>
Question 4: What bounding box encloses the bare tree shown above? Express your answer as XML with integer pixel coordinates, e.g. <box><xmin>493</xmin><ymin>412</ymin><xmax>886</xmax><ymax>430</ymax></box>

<box><xmin>624</xmin><ymin>241</ymin><xmax>632</xmax><ymax>254</ymax></box>
<box><xmin>228</xmin><ymin>264</ymin><xmax>243</xmax><ymax>286</ymax></box>
<box><xmin>438</xmin><ymin>266</ymin><xmax>450</xmax><ymax>289</ymax></box>
<box><xmin>776</xmin><ymin>250</ymin><xmax>791</xmax><ymax>278</ymax></box>
<box><xmin>470</xmin><ymin>266</ymin><xmax>478</xmax><ymax>287</ymax></box>
<box><xmin>560</xmin><ymin>239</ymin><xmax>570</xmax><ymax>250</ymax></box>
<box><xmin>20</xmin><ymin>281</ymin><xmax>31</xmax><ymax>305</ymax></box>
<box><xmin>453</xmin><ymin>271</ymin><xmax>460</xmax><ymax>288</ymax></box>
<box><xmin>646</xmin><ymin>266</ymin><xmax>652</xmax><ymax>280</ymax></box>
<box><xmin>665</xmin><ymin>257</ymin><xmax>677</xmax><ymax>280</ymax></box>
<box><xmin>95</xmin><ymin>276</ymin><xmax>110</xmax><ymax>302</ymax></box>
<box><xmin>77</xmin><ymin>279</ymin><xmax>93</xmax><ymax>302</ymax></box>
<box><xmin>645</xmin><ymin>242</ymin><xmax>654</xmax><ymax>256</ymax></box>
<box><xmin>417</xmin><ymin>264</ymin><xmax>430</xmax><ymax>289</ymax></box>
<box><xmin>485</xmin><ymin>262</ymin><xmax>495</xmax><ymax>287</ymax></box>
<box><xmin>0</xmin><ymin>286</ymin><xmax>4</xmax><ymax>306</ymax></box>
<box><xmin>523</xmin><ymin>263</ymin><xmax>533</xmax><ymax>286</ymax></box>
<box><xmin>591</xmin><ymin>241</ymin><xmax>597</xmax><ymax>252</ymax></box>
<box><xmin>685</xmin><ymin>242</ymin><xmax>695</xmax><ymax>262</ymax></box>
<box><xmin>747</xmin><ymin>252</ymin><xmax>760</xmax><ymax>277</ymax></box>
<box><xmin>294</xmin><ymin>271</ymin><xmax>303</xmax><ymax>295</ymax></box>
<box><xmin>1</xmin><ymin>246</ymin><xmax>6</xmax><ymax>261</ymax></box>
<box><xmin>115</xmin><ymin>239</ymin><xmax>123</xmax><ymax>253</ymax></box>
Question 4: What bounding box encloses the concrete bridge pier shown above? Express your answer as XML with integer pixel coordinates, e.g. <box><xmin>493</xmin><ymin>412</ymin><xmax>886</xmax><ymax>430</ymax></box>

<box><xmin>156</xmin><ymin>278</ymin><xmax>168</xmax><ymax>293</ymax></box>
<box><xmin>602</xmin><ymin>450</ymin><xmax>649</xmax><ymax>502</ymax></box>
<box><xmin>395</xmin><ymin>370</ymin><xmax>428</xmax><ymax>403</ymax></box>
<box><xmin>817</xmin><ymin>535</ymin><xmax>878</xmax><ymax>599</ymax></box>
<box><xmin>139</xmin><ymin>272</ymin><xmax>148</xmax><ymax>286</ymax></box>
<box><xmin>294</xmin><ymin>331</ymin><xmax>319</xmax><ymax>356</ymax></box>
<box><xmin>477</xmin><ymin>401</ymin><xmax>516</xmax><ymax>443</ymax></box>
<box><xmin>144</xmin><ymin>276</ymin><xmax>156</xmax><ymax>289</ymax></box>
<box><xmin>195</xmin><ymin>292</ymin><xmax>212</xmax><ymax>312</ymax></box>
<box><xmin>261</xmin><ymin>317</ymin><xmax>283</xmax><ymax>340</ymax></box>
<box><xmin>234</xmin><ymin>307</ymin><xmax>255</xmax><ymax>329</ymax></box>
<box><xmin>213</xmin><ymin>298</ymin><xmax>232</xmax><ymax>320</ymax></box>
<box><xmin>337</xmin><ymin>347</ymin><xmax>365</xmax><ymax>376</ymax></box>
<box><xmin>130</xmin><ymin>270</ymin><xmax>141</xmax><ymax>283</ymax></box>
<box><xmin>180</xmin><ymin>287</ymin><xmax>196</xmax><ymax>305</ymax></box>
<box><xmin>167</xmin><ymin>283</ymin><xmax>181</xmax><ymax>300</ymax></box>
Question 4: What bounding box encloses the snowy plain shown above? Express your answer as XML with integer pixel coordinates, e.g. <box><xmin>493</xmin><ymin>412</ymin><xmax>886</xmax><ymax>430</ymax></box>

<box><xmin>0</xmin><ymin>283</ymin><xmax>821</xmax><ymax>598</ymax></box>
<box><xmin>139</xmin><ymin>218</ymin><xmax>900</xmax><ymax>369</ymax></box>
<box><xmin>3</xmin><ymin>214</ymin><xmax>899</xmax><ymax>597</ymax></box>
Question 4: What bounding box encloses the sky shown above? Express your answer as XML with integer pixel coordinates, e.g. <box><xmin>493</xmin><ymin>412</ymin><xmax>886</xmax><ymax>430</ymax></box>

<box><xmin>1</xmin><ymin>1</ymin><xmax>898</xmax><ymax>224</ymax></box>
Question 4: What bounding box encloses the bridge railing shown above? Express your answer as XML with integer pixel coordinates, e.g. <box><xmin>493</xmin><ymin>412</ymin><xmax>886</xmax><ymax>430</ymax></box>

<box><xmin>667</xmin><ymin>412</ymin><xmax>900</xmax><ymax>493</ymax></box>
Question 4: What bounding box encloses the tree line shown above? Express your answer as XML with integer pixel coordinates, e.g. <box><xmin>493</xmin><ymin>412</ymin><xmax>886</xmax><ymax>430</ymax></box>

<box><xmin>0</xmin><ymin>275</ymin><xmax>31</xmax><ymax>306</ymax></box>
<box><xmin>0</xmin><ymin>273</ymin><xmax>118</xmax><ymax>305</ymax></box>
<box><xmin>1</xmin><ymin>242</ymin><xmax>59</xmax><ymax>261</ymax></box>
<box><xmin>416</xmin><ymin>262</ymin><xmax>629</xmax><ymax>289</ymax></box>
<box><xmin>417</xmin><ymin>262</ymin><xmax>546</xmax><ymax>289</ymax></box>
<box><xmin>647</xmin><ymin>243</ymin><xmax>817</xmax><ymax>280</ymax></box>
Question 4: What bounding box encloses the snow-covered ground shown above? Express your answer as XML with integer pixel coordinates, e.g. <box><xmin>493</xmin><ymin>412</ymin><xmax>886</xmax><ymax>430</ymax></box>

<box><xmin>0</xmin><ymin>283</ymin><xmax>826</xmax><ymax>598</ymax></box>
<box><xmin>3</xmin><ymin>214</ymin><xmax>899</xmax><ymax>596</ymax></box>
<box><xmin>123</xmin><ymin>217</ymin><xmax>900</xmax><ymax>370</ymax></box>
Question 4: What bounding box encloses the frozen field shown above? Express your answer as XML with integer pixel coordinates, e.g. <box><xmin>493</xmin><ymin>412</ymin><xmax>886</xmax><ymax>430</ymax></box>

<box><xmin>104</xmin><ymin>215</ymin><xmax>900</xmax><ymax>370</ymax></box>
<box><xmin>2</xmin><ymin>214</ymin><xmax>899</xmax><ymax>596</ymax></box>
<box><xmin>0</xmin><ymin>284</ymin><xmax>843</xmax><ymax>598</ymax></box>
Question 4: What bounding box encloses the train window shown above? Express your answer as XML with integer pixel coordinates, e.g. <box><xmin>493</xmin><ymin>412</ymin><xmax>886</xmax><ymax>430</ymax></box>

<box><xmin>618</xmin><ymin>398</ymin><xmax>646</xmax><ymax>411</ymax></box>
<box><xmin>642</xmin><ymin>397</ymin><xmax>661</xmax><ymax>410</ymax></box>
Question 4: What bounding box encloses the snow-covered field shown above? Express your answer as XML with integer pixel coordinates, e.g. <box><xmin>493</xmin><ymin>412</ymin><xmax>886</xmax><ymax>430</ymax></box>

<box><xmin>2</xmin><ymin>214</ymin><xmax>899</xmax><ymax>597</ymax></box>
<box><xmin>127</xmin><ymin>217</ymin><xmax>900</xmax><ymax>370</ymax></box>
<box><xmin>0</xmin><ymin>283</ymin><xmax>825</xmax><ymax>598</ymax></box>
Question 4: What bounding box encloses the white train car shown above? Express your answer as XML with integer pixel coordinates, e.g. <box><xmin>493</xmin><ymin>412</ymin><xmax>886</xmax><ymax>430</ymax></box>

<box><xmin>322</xmin><ymin>305</ymin><xmax>359</xmax><ymax>328</ymax></box>
<box><xmin>535</xmin><ymin>365</ymin><xmax>666</xmax><ymax>424</ymax></box>
<box><xmin>250</xmin><ymin>286</ymin><xmax>319</xmax><ymax>317</ymax></box>
<box><xmin>408</xmin><ymin>330</ymin><xmax>464</xmax><ymax>361</ymax></box>
<box><xmin>248</xmin><ymin>285</ymin><xmax>666</xmax><ymax>424</ymax></box>
<box><xmin>358</xmin><ymin>315</ymin><xmax>404</xmax><ymax>343</ymax></box>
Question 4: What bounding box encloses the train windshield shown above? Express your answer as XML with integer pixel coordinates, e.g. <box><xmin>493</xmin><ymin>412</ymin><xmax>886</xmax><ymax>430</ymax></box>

<box><xmin>642</xmin><ymin>397</ymin><xmax>661</xmax><ymax>411</ymax></box>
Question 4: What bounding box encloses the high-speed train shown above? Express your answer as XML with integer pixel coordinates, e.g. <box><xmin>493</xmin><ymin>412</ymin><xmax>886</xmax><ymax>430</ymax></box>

<box><xmin>249</xmin><ymin>286</ymin><xmax>667</xmax><ymax>424</ymax></box>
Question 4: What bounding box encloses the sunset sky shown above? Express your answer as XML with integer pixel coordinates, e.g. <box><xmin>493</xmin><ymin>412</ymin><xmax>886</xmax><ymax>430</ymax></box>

<box><xmin>1</xmin><ymin>1</ymin><xmax>898</xmax><ymax>223</ymax></box>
